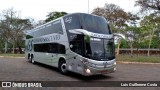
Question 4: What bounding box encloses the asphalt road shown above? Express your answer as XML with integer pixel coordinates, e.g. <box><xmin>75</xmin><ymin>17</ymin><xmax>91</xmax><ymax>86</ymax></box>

<box><xmin>0</xmin><ymin>57</ymin><xmax>160</xmax><ymax>90</ymax></box>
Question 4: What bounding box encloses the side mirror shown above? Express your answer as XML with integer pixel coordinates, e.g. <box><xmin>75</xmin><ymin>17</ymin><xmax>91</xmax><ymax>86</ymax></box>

<box><xmin>113</xmin><ymin>33</ymin><xmax>125</xmax><ymax>39</ymax></box>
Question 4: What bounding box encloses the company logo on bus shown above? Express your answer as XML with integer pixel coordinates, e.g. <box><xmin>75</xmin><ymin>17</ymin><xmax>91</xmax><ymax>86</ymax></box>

<box><xmin>27</xmin><ymin>40</ymin><xmax>33</xmax><ymax>51</ymax></box>
<box><xmin>65</xmin><ymin>17</ymin><xmax>72</xmax><ymax>23</ymax></box>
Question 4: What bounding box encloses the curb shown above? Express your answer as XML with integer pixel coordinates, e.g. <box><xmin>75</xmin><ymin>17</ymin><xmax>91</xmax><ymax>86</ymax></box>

<box><xmin>0</xmin><ymin>56</ymin><xmax>25</xmax><ymax>58</ymax></box>
<box><xmin>117</xmin><ymin>61</ymin><xmax>160</xmax><ymax>65</ymax></box>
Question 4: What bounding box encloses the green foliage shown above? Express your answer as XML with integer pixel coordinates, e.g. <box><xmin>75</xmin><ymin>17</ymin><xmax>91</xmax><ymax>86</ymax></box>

<box><xmin>150</xmin><ymin>37</ymin><xmax>159</xmax><ymax>48</ymax></box>
<box><xmin>139</xmin><ymin>13</ymin><xmax>159</xmax><ymax>50</ymax></box>
<box><xmin>135</xmin><ymin>0</ymin><xmax>160</xmax><ymax>12</ymax></box>
<box><xmin>92</xmin><ymin>3</ymin><xmax>130</xmax><ymax>32</ymax></box>
<box><xmin>120</xmin><ymin>39</ymin><xmax>129</xmax><ymax>48</ymax></box>
<box><xmin>0</xmin><ymin>39</ymin><xmax>4</xmax><ymax>50</ymax></box>
<box><xmin>45</xmin><ymin>12</ymin><xmax>67</xmax><ymax>22</ymax></box>
<box><xmin>26</xmin><ymin>35</ymin><xmax>33</xmax><ymax>39</ymax></box>
<box><xmin>85</xmin><ymin>35</ymin><xmax>90</xmax><ymax>43</ymax></box>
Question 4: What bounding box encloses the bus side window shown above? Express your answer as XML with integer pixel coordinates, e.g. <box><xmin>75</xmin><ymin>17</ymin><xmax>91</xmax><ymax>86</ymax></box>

<box><xmin>43</xmin><ymin>44</ymin><xmax>48</xmax><ymax>52</ymax></box>
<box><xmin>48</xmin><ymin>43</ymin><xmax>57</xmax><ymax>53</ymax></box>
<box><xmin>69</xmin><ymin>35</ymin><xmax>84</xmax><ymax>56</ymax></box>
<box><xmin>70</xmin><ymin>41</ymin><xmax>83</xmax><ymax>55</ymax></box>
<box><xmin>34</xmin><ymin>43</ymin><xmax>65</xmax><ymax>54</ymax></box>
<box><xmin>47</xmin><ymin>43</ymin><xmax>65</xmax><ymax>54</ymax></box>
<box><xmin>57</xmin><ymin>44</ymin><xmax>66</xmax><ymax>54</ymax></box>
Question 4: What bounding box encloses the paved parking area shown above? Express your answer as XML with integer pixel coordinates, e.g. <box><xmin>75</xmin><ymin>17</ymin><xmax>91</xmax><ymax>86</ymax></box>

<box><xmin>0</xmin><ymin>57</ymin><xmax>160</xmax><ymax>90</ymax></box>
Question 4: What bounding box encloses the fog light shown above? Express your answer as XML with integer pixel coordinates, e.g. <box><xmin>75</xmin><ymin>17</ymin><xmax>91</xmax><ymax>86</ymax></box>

<box><xmin>86</xmin><ymin>68</ymin><xmax>91</xmax><ymax>74</ymax></box>
<box><xmin>114</xmin><ymin>62</ymin><xmax>116</xmax><ymax>65</ymax></box>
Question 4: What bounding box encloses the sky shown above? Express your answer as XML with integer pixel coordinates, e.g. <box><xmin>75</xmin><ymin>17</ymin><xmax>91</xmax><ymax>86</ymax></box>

<box><xmin>0</xmin><ymin>0</ymin><xmax>139</xmax><ymax>21</ymax></box>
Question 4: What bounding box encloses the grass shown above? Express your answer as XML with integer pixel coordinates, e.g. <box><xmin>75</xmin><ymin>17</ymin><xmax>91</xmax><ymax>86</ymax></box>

<box><xmin>116</xmin><ymin>55</ymin><xmax>160</xmax><ymax>63</ymax></box>
<box><xmin>0</xmin><ymin>54</ymin><xmax>25</xmax><ymax>57</ymax></box>
<box><xmin>0</xmin><ymin>53</ymin><xmax>159</xmax><ymax>63</ymax></box>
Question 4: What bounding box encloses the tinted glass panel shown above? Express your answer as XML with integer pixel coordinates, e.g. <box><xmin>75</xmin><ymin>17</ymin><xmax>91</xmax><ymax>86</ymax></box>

<box><xmin>80</xmin><ymin>14</ymin><xmax>111</xmax><ymax>34</ymax></box>
<box><xmin>90</xmin><ymin>38</ymin><xmax>105</xmax><ymax>60</ymax></box>
<box><xmin>34</xmin><ymin>43</ymin><xmax>65</xmax><ymax>54</ymax></box>
<box><xmin>69</xmin><ymin>34</ymin><xmax>85</xmax><ymax>56</ymax></box>
<box><xmin>85</xmin><ymin>38</ymin><xmax>115</xmax><ymax>61</ymax></box>
<box><xmin>63</xmin><ymin>13</ymin><xmax>111</xmax><ymax>35</ymax></box>
<box><xmin>29</xmin><ymin>20</ymin><xmax>63</xmax><ymax>38</ymax></box>
<box><xmin>104</xmin><ymin>39</ymin><xmax>115</xmax><ymax>60</ymax></box>
<box><xmin>64</xmin><ymin>15</ymin><xmax>81</xmax><ymax>31</ymax></box>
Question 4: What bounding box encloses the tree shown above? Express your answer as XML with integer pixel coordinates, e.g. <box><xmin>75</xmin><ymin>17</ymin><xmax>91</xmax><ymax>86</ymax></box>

<box><xmin>34</xmin><ymin>20</ymin><xmax>45</xmax><ymax>27</ymax></box>
<box><xmin>92</xmin><ymin>3</ymin><xmax>140</xmax><ymax>55</ymax></box>
<box><xmin>0</xmin><ymin>8</ymin><xmax>14</xmax><ymax>53</ymax></box>
<box><xmin>0</xmin><ymin>8</ymin><xmax>32</xmax><ymax>53</ymax></box>
<box><xmin>125</xmin><ymin>25</ymin><xmax>142</xmax><ymax>56</ymax></box>
<box><xmin>45</xmin><ymin>11</ymin><xmax>67</xmax><ymax>22</ymax></box>
<box><xmin>92</xmin><ymin>3</ymin><xmax>129</xmax><ymax>32</ymax></box>
<box><xmin>135</xmin><ymin>0</ymin><xmax>160</xmax><ymax>12</ymax></box>
<box><xmin>120</xmin><ymin>39</ymin><xmax>129</xmax><ymax>48</ymax></box>
<box><xmin>135</xmin><ymin>0</ymin><xmax>160</xmax><ymax>56</ymax></box>
<box><xmin>10</xmin><ymin>18</ymin><xmax>32</xmax><ymax>53</ymax></box>
<box><xmin>140</xmin><ymin>13</ymin><xmax>159</xmax><ymax>56</ymax></box>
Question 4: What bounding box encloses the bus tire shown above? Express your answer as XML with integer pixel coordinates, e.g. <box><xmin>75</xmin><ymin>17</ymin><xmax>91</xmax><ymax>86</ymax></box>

<box><xmin>31</xmin><ymin>55</ymin><xmax>35</xmax><ymax>64</ymax></box>
<box><xmin>59</xmin><ymin>60</ymin><xmax>67</xmax><ymax>74</ymax></box>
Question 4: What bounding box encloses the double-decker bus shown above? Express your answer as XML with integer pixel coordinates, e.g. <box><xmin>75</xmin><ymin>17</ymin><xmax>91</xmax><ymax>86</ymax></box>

<box><xmin>25</xmin><ymin>13</ymin><xmax>116</xmax><ymax>76</ymax></box>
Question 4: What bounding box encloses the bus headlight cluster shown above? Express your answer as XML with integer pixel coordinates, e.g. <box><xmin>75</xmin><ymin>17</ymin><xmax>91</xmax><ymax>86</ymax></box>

<box><xmin>88</xmin><ymin>63</ymin><xmax>97</xmax><ymax>67</ymax></box>
<box><xmin>80</xmin><ymin>59</ymin><xmax>97</xmax><ymax>67</ymax></box>
<box><xmin>80</xmin><ymin>58</ymin><xmax>88</xmax><ymax>64</ymax></box>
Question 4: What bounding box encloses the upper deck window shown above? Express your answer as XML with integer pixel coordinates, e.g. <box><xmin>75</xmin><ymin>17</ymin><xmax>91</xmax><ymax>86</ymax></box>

<box><xmin>64</xmin><ymin>13</ymin><xmax>111</xmax><ymax>34</ymax></box>
<box><xmin>80</xmin><ymin>14</ymin><xmax>111</xmax><ymax>34</ymax></box>
<box><xmin>26</xmin><ymin>20</ymin><xmax>63</xmax><ymax>38</ymax></box>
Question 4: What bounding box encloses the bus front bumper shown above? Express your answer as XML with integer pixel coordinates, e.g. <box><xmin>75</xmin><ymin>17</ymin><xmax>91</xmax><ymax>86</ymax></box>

<box><xmin>83</xmin><ymin>62</ymin><xmax>116</xmax><ymax>76</ymax></box>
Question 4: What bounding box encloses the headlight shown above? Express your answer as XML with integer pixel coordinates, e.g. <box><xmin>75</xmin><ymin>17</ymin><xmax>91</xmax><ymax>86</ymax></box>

<box><xmin>85</xmin><ymin>68</ymin><xmax>91</xmax><ymax>74</ymax></box>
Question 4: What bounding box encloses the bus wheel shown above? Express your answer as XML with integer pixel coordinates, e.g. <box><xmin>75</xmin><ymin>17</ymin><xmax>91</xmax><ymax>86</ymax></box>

<box><xmin>31</xmin><ymin>55</ymin><xmax>35</xmax><ymax>64</ymax></box>
<box><xmin>59</xmin><ymin>60</ymin><xmax>67</xmax><ymax>74</ymax></box>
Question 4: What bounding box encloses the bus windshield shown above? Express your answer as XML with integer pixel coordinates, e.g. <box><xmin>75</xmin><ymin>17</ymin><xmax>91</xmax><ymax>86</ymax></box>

<box><xmin>86</xmin><ymin>38</ymin><xmax>115</xmax><ymax>61</ymax></box>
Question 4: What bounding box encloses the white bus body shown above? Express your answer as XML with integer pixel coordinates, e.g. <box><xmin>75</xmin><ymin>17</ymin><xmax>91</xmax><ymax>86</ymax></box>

<box><xmin>25</xmin><ymin>13</ymin><xmax>116</xmax><ymax>76</ymax></box>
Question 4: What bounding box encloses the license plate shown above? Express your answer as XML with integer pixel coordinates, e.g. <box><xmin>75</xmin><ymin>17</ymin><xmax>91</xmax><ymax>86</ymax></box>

<box><xmin>101</xmin><ymin>70</ymin><xmax>109</xmax><ymax>74</ymax></box>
